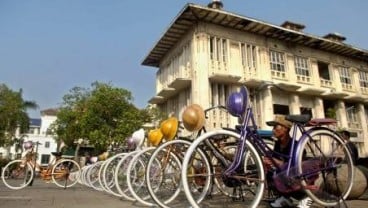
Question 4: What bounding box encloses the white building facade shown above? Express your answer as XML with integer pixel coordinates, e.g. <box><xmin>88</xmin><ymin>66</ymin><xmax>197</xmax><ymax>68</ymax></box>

<box><xmin>142</xmin><ymin>3</ymin><xmax>368</xmax><ymax>157</ymax></box>
<box><xmin>0</xmin><ymin>108</ymin><xmax>58</xmax><ymax>166</ymax></box>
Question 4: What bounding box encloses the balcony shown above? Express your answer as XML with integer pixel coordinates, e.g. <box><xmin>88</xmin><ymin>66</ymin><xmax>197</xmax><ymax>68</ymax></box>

<box><xmin>271</xmin><ymin>70</ymin><xmax>286</xmax><ymax>80</ymax></box>
<box><xmin>209</xmin><ymin>73</ymin><xmax>241</xmax><ymax>84</ymax></box>
<box><xmin>341</xmin><ymin>83</ymin><xmax>355</xmax><ymax>92</ymax></box>
<box><xmin>296</xmin><ymin>74</ymin><xmax>312</xmax><ymax>84</ymax></box>
<box><xmin>157</xmin><ymin>87</ymin><xmax>177</xmax><ymax>99</ymax></box>
<box><xmin>322</xmin><ymin>89</ymin><xmax>349</xmax><ymax>99</ymax></box>
<box><xmin>360</xmin><ymin>87</ymin><xmax>368</xmax><ymax>95</ymax></box>
<box><xmin>274</xmin><ymin>82</ymin><xmax>301</xmax><ymax>92</ymax></box>
<box><xmin>344</xmin><ymin>94</ymin><xmax>368</xmax><ymax>102</ymax></box>
<box><xmin>242</xmin><ymin>78</ymin><xmax>264</xmax><ymax>88</ymax></box>
<box><xmin>320</xmin><ymin>78</ymin><xmax>333</xmax><ymax>88</ymax></box>
<box><xmin>148</xmin><ymin>96</ymin><xmax>165</xmax><ymax>104</ymax></box>
<box><xmin>168</xmin><ymin>78</ymin><xmax>191</xmax><ymax>91</ymax></box>
<box><xmin>297</xmin><ymin>86</ymin><xmax>326</xmax><ymax>96</ymax></box>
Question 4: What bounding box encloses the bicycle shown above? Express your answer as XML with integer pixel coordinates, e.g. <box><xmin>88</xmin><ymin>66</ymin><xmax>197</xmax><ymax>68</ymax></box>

<box><xmin>113</xmin><ymin>128</ymin><xmax>148</xmax><ymax>201</ymax></box>
<box><xmin>144</xmin><ymin>105</ymin><xmax>274</xmax><ymax>208</ymax></box>
<box><xmin>1</xmin><ymin>141</ymin><xmax>81</xmax><ymax>190</ymax></box>
<box><xmin>124</xmin><ymin>117</ymin><xmax>183</xmax><ymax>205</ymax></box>
<box><xmin>180</xmin><ymin>85</ymin><xmax>354</xmax><ymax>208</ymax></box>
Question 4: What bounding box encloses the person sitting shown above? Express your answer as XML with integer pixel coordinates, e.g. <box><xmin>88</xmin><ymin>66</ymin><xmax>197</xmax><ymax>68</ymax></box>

<box><xmin>264</xmin><ymin>115</ymin><xmax>313</xmax><ymax>208</ymax></box>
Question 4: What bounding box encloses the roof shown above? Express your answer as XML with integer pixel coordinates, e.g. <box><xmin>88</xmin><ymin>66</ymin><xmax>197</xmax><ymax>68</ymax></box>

<box><xmin>41</xmin><ymin>108</ymin><xmax>58</xmax><ymax>116</ymax></box>
<box><xmin>142</xmin><ymin>3</ymin><xmax>368</xmax><ymax>67</ymax></box>
<box><xmin>30</xmin><ymin>118</ymin><xmax>41</xmax><ymax>127</ymax></box>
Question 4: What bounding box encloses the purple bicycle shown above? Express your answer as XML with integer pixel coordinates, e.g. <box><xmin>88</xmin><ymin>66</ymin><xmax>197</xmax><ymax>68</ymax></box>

<box><xmin>181</xmin><ymin>86</ymin><xmax>354</xmax><ymax>208</ymax></box>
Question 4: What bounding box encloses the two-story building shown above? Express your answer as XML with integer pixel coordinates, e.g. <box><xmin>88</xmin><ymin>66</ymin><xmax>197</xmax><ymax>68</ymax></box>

<box><xmin>0</xmin><ymin>108</ymin><xmax>58</xmax><ymax>166</ymax></box>
<box><xmin>142</xmin><ymin>2</ymin><xmax>368</xmax><ymax>157</ymax></box>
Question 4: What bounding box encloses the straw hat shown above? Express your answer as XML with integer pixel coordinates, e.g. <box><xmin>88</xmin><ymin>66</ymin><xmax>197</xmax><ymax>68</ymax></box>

<box><xmin>182</xmin><ymin>104</ymin><xmax>205</xmax><ymax>131</ymax></box>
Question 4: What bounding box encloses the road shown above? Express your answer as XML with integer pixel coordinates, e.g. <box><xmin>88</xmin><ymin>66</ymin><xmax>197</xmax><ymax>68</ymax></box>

<box><xmin>0</xmin><ymin>179</ymin><xmax>367</xmax><ymax>208</ymax></box>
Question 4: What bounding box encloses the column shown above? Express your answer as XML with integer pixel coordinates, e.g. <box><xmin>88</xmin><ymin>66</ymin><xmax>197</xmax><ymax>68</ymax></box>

<box><xmin>289</xmin><ymin>93</ymin><xmax>300</xmax><ymax>114</ymax></box>
<box><xmin>357</xmin><ymin>104</ymin><xmax>368</xmax><ymax>156</ymax></box>
<box><xmin>192</xmin><ymin>32</ymin><xmax>210</xmax><ymax>108</ymax></box>
<box><xmin>313</xmin><ymin>97</ymin><xmax>325</xmax><ymax>118</ymax></box>
<box><xmin>260</xmin><ymin>87</ymin><xmax>274</xmax><ymax>129</ymax></box>
<box><xmin>336</xmin><ymin>100</ymin><xmax>348</xmax><ymax>128</ymax></box>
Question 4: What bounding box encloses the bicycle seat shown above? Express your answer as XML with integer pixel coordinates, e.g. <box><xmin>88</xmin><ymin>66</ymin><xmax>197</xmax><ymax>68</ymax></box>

<box><xmin>285</xmin><ymin>114</ymin><xmax>311</xmax><ymax>125</ymax></box>
<box><xmin>51</xmin><ymin>152</ymin><xmax>63</xmax><ymax>157</ymax></box>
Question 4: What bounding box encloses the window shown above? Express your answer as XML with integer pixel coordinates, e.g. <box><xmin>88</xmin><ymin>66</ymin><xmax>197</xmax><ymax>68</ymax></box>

<box><xmin>45</xmin><ymin>141</ymin><xmax>50</xmax><ymax>148</ymax></box>
<box><xmin>41</xmin><ymin>154</ymin><xmax>50</xmax><ymax>165</ymax></box>
<box><xmin>346</xmin><ymin>104</ymin><xmax>359</xmax><ymax>128</ymax></box>
<box><xmin>359</xmin><ymin>71</ymin><xmax>368</xmax><ymax>88</ymax></box>
<box><xmin>273</xmin><ymin>104</ymin><xmax>289</xmax><ymax>115</ymax></box>
<box><xmin>241</xmin><ymin>43</ymin><xmax>257</xmax><ymax>68</ymax></box>
<box><xmin>323</xmin><ymin>100</ymin><xmax>336</xmax><ymax>119</ymax></box>
<box><xmin>300</xmin><ymin>107</ymin><xmax>313</xmax><ymax>117</ymax></box>
<box><xmin>339</xmin><ymin>67</ymin><xmax>351</xmax><ymax>84</ymax></box>
<box><xmin>295</xmin><ymin>57</ymin><xmax>309</xmax><ymax>76</ymax></box>
<box><xmin>318</xmin><ymin>61</ymin><xmax>330</xmax><ymax>80</ymax></box>
<box><xmin>269</xmin><ymin>50</ymin><xmax>285</xmax><ymax>72</ymax></box>
<box><xmin>211</xmin><ymin>83</ymin><xmax>229</xmax><ymax>107</ymax></box>
<box><xmin>209</xmin><ymin>36</ymin><xmax>228</xmax><ymax>63</ymax></box>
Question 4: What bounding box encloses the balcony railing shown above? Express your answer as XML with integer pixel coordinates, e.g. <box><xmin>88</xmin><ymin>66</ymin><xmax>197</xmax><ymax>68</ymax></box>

<box><xmin>341</xmin><ymin>83</ymin><xmax>354</xmax><ymax>92</ymax></box>
<box><xmin>243</xmin><ymin>66</ymin><xmax>257</xmax><ymax>80</ymax></box>
<box><xmin>296</xmin><ymin>74</ymin><xmax>311</xmax><ymax>84</ymax></box>
<box><xmin>210</xmin><ymin>60</ymin><xmax>228</xmax><ymax>74</ymax></box>
<box><xmin>360</xmin><ymin>87</ymin><xmax>368</xmax><ymax>95</ymax></box>
<box><xmin>271</xmin><ymin>70</ymin><xmax>286</xmax><ymax>79</ymax></box>
<box><xmin>320</xmin><ymin>78</ymin><xmax>333</xmax><ymax>88</ymax></box>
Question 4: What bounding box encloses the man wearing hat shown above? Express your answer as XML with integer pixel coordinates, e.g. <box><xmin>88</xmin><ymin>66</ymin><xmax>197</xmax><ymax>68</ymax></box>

<box><xmin>264</xmin><ymin>115</ymin><xmax>313</xmax><ymax>208</ymax></box>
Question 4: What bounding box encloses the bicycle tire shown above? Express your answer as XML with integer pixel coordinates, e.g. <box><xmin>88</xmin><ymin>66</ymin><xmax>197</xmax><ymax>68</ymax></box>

<box><xmin>146</xmin><ymin>140</ymin><xmax>188</xmax><ymax>208</ymax></box>
<box><xmin>296</xmin><ymin>127</ymin><xmax>354</xmax><ymax>207</ymax></box>
<box><xmin>100</xmin><ymin>153</ymin><xmax>127</xmax><ymax>196</ymax></box>
<box><xmin>1</xmin><ymin>159</ymin><xmax>34</xmax><ymax>190</ymax></box>
<box><xmin>181</xmin><ymin>129</ymin><xmax>265</xmax><ymax>208</ymax></box>
<box><xmin>114</xmin><ymin>150</ymin><xmax>138</xmax><ymax>201</ymax></box>
<box><xmin>126</xmin><ymin>147</ymin><xmax>157</xmax><ymax>206</ymax></box>
<box><xmin>51</xmin><ymin>158</ymin><xmax>81</xmax><ymax>188</ymax></box>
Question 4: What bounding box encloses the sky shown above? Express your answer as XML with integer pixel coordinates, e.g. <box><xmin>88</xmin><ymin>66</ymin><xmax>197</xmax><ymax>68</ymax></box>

<box><xmin>1</xmin><ymin>0</ymin><xmax>368</xmax><ymax>118</ymax></box>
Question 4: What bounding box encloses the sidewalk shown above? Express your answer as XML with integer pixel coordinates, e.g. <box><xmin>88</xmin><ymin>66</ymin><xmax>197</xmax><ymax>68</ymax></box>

<box><xmin>0</xmin><ymin>179</ymin><xmax>367</xmax><ymax>208</ymax></box>
<box><xmin>0</xmin><ymin>179</ymin><xmax>139</xmax><ymax>208</ymax></box>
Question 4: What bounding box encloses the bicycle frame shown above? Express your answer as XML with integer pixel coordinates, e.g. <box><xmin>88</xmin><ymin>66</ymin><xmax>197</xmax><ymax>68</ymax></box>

<box><xmin>223</xmin><ymin>87</ymin><xmax>341</xmax><ymax>179</ymax></box>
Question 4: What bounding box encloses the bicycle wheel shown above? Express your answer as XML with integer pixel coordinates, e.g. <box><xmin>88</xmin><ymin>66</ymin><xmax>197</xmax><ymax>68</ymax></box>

<box><xmin>126</xmin><ymin>147</ymin><xmax>157</xmax><ymax>206</ymax></box>
<box><xmin>296</xmin><ymin>127</ymin><xmax>354</xmax><ymax>207</ymax></box>
<box><xmin>146</xmin><ymin>140</ymin><xmax>187</xmax><ymax>208</ymax></box>
<box><xmin>97</xmin><ymin>159</ymin><xmax>110</xmax><ymax>192</ymax></box>
<box><xmin>100</xmin><ymin>153</ymin><xmax>127</xmax><ymax>196</ymax></box>
<box><xmin>181</xmin><ymin>129</ymin><xmax>265</xmax><ymax>208</ymax></box>
<box><xmin>86</xmin><ymin>161</ymin><xmax>104</xmax><ymax>191</ymax></box>
<box><xmin>114</xmin><ymin>150</ymin><xmax>138</xmax><ymax>201</ymax></box>
<box><xmin>80</xmin><ymin>165</ymin><xmax>90</xmax><ymax>186</ymax></box>
<box><xmin>51</xmin><ymin>158</ymin><xmax>81</xmax><ymax>188</ymax></box>
<box><xmin>1</xmin><ymin>159</ymin><xmax>34</xmax><ymax>190</ymax></box>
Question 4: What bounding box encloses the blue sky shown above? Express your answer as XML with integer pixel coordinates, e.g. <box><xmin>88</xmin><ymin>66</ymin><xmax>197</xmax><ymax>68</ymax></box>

<box><xmin>1</xmin><ymin>0</ymin><xmax>367</xmax><ymax>118</ymax></box>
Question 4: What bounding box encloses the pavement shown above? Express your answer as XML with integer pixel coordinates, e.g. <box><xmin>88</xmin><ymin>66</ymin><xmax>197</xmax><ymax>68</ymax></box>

<box><xmin>0</xmin><ymin>179</ymin><xmax>368</xmax><ymax>208</ymax></box>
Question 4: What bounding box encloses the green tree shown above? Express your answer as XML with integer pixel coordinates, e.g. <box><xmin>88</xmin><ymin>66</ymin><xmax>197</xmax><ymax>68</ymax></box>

<box><xmin>0</xmin><ymin>84</ymin><xmax>38</xmax><ymax>146</ymax></box>
<box><xmin>53</xmin><ymin>82</ymin><xmax>148</xmax><ymax>153</ymax></box>
<box><xmin>141</xmin><ymin>104</ymin><xmax>167</xmax><ymax>128</ymax></box>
